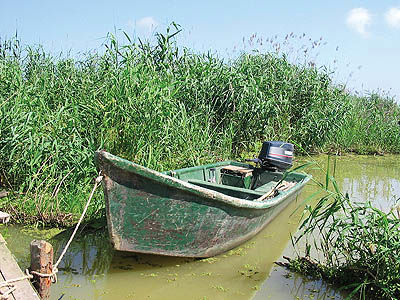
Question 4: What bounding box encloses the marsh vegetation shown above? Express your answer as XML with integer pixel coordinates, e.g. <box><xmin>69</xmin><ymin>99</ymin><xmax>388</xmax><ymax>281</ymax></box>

<box><xmin>0</xmin><ymin>25</ymin><xmax>399</xmax><ymax>223</ymax></box>
<box><xmin>2</xmin><ymin>155</ymin><xmax>399</xmax><ymax>300</ymax></box>
<box><xmin>287</xmin><ymin>158</ymin><xmax>400</xmax><ymax>299</ymax></box>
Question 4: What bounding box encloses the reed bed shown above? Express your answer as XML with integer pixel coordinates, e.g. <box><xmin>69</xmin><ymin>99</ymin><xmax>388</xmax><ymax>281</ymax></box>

<box><xmin>288</xmin><ymin>160</ymin><xmax>400</xmax><ymax>299</ymax></box>
<box><xmin>0</xmin><ymin>26</ymin><xmax>399</xmax><ymax>224</ymax></box>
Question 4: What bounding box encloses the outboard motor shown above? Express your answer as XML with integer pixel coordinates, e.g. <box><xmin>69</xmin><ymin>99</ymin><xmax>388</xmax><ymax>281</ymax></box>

<box><xmin>248</xmin><ymin>141</ymin><xmax>294</xmax><ymax>172</ymax></box>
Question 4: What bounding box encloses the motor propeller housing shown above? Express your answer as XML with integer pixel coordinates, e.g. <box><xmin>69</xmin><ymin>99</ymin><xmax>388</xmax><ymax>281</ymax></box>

<box><xmin>248</xmin><ymin>141</ymin><xmax>294</xmax><ymax>172</ymax></box>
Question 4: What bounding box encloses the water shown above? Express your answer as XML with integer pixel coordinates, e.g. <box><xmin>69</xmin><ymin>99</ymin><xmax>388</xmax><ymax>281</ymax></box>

<box><xmin>1</xmin><ymin>155</ymin><xmax>399</xmax><ymax>300</ymax></box>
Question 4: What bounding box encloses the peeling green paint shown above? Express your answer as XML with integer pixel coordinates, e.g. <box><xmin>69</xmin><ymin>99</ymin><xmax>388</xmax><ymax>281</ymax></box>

<box><xmin>95</xmin><ymin>150</ymin><xmax>310</xmax><ymax>257</ymax></box>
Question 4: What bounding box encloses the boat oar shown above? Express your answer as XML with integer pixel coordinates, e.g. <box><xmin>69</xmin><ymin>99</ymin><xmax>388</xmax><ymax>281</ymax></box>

<box><xmin>256</xmin><ymin>181</ymin><xmax>296</xmax><ymax>201</ymax></box>
<box><xmin>256</xmin><ymin>188</ymin><xmax>278</xmax><ymax>202</ymax></box>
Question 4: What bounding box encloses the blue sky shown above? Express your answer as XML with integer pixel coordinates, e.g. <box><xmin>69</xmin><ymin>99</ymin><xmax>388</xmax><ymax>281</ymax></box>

<box><xmin>1</xmin><ymin>1</ymin><xmax>399</xmax><ymax>101</ymax></box>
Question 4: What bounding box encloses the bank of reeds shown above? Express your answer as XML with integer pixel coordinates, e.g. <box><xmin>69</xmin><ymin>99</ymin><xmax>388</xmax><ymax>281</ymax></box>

<box><xmin>287</xmin><ymin>160</ymin><xmax>400</xmax><ymax>299</ymax></box>
<box><xmin>0</xmin><ymin>25</ymin><xmax>399</xmax><ymax>224</ymax></box>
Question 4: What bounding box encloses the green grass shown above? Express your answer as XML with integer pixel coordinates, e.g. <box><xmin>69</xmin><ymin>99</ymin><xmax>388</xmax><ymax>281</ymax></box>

<box><xmin>0</xmin><ymin>25</ymin><xmax>399</xmax><ymax>224</ymax></box>
<box><xmin>289</xmin><ymin>159</ymin><xmax>400</xmax><ymax>299</ymax></box>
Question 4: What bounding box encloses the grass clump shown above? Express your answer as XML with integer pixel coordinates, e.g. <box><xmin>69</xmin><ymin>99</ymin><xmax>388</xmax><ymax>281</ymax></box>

<box><xmin>334</xmin><ymin>94</ymin><xmax>400</xmax><ymax>154</ymax></box>
<box><xmin>288</xmin><ymin>160</ymin><xmax>400</xmax><ymax>299</ymax></box>
<box><xmin>0</xmin><ymin>25</ymin><xmax>399</xmax><ymax>224</ymax></box>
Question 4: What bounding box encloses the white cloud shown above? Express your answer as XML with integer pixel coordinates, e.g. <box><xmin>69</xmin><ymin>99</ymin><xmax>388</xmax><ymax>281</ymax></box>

<box><xmin>385</xmin><ymin>7</ymin><xmax>400</xmax><ymax>28</ymax></box>
<box><xmin>136</xmin><ymin>17</ymin><xmax>158</xmax><ymax>32</ymax></box>
<box><xmin>346</xmin><ymin>8</ymin><xmax>372</xmax><ymax>37</ymax></box>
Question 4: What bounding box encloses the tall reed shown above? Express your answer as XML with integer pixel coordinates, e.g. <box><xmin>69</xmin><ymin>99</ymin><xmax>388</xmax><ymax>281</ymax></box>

<box><xmin>0</xmin><ymin>25</ymin><xmax>399</xmax><ymax>224</ymax></box>
<box><xmin>289</xmin><ymin>159</ymin><xmax>400</xmax><ymax>299</ymax></box>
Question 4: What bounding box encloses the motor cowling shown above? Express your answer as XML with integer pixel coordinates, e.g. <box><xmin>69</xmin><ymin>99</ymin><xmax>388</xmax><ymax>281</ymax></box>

<box><xmin>257</xmin><ymin>141</ymin><xmax>294</xmax><ymax>171</ymax></box>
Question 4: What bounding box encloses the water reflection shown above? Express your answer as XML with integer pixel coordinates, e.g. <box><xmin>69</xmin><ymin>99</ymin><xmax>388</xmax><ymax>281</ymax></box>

<box><xmin>254</xmin><ymin>266</ymin><xmax>345</xmax><ymax>300</ymax></box>
<box><xmin>49</xmin><ymin>220</ymin><xmax>349</xmax><ymax>300</ymax></box>
<box><xmin>1</xmin><ymin>155</ymin><xmax>400</xmax><ymax>300</ymax></box>
<box><xmin>47</xmin><ymin>194</ymin><xmax>308</xmax><ymax>300</ymax></box>
<box><xmin>52</xmin><ymin>229</ymin><xmax>113</xmax><ymax>277</ymax></box>
<box><xmin>313</xmin><ymin>155</ymin><xmax>400</xmax><ymax>212</ymax></box>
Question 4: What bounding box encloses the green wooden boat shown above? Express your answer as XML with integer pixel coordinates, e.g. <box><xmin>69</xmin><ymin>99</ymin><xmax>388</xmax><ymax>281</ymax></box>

<box><xmin>95</xmin><ymin>150</ymin><xmax>311</xmax><ymax>258</ymax></box>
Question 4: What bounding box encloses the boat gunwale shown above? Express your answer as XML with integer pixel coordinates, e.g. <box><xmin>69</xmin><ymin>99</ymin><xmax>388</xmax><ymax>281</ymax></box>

<box><xmin>95</xmin><ymin>150</ymin><xmax>311</xmax><ymax>210</ymax></box>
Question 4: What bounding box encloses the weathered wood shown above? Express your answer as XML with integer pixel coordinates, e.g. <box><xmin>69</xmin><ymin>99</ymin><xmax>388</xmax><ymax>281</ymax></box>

<box><xmin>221</xmin><ymin>165</ymin><xmax>253</xmax><ymax>176</ymax></box>
<box><xmin>256</xmin><ymin>181</ymin><xmax>296</xmax><ymax>202</ymax></box>
<box><xmin>256</xmin><ymin>187</ymin><xmax>278</xmax><ymax>202</ymax></box>
<box><xmin>30</xmin><ymin>240</ymin><xmax>53</xmax><ymax>300</ymax></box>
<box><xmin>0</xmin><ymin>191</ymin><xmax>8</xmax><ymax>199</ymax></box>
<box><xmin>0</xmin><ymin>212</ymin><xmax>10</xmax><ymax>224</ymax></box>
<box><xmin>0</xmin><ymin>234</ymin><xmax>40</xmax><ymax>300</ymax></box>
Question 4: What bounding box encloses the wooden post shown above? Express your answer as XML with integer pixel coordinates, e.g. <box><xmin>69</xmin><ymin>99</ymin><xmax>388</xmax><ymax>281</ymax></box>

<box><xmin>30</xmin><ymin>240</ymin><xmax>53</xmax><ymax>300</ymax></box>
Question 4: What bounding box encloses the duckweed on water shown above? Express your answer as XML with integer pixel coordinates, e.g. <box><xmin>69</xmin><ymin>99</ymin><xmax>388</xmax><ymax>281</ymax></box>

<box><xmin>212</xmin><ymin>285</ymin><xmax>229</xmax><ymax>292</ymax></box>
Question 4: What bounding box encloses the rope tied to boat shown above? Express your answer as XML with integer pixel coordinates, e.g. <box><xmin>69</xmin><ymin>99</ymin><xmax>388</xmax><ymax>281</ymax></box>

<box><xmin>51</xmin><ymin>172</ymin><xmax>104</xmax><ymax>281</ymax></box>
<box><xmin>0</xmin><ymin>173</ymin><xmax>103</xmax><ymax>298</ymax></box>
<box><xmin>0</xmin><ymin>269</ymin><xmax>32</xmax><ymax>299</ymax></box>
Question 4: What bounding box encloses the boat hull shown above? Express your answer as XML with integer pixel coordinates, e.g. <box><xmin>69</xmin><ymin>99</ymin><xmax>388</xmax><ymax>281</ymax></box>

<box><xmin>96</xmin><ymin>151</ymin><xmax>310</xmax><ymax>257</ymax></box>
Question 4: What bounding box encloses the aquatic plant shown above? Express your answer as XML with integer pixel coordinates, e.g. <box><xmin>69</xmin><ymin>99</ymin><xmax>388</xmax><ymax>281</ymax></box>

<box><xmin>288</xmin><ymin>159</ymin><xmax>400</xmax><ymax>299</ymax></box>
<box><xmin>0</xmin><ymin>25</ymin><xmax>399</xmax><ymax>224</ymax></box>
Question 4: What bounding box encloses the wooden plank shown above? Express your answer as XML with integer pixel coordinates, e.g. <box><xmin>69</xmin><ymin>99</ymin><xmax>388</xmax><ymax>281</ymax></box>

<box><xmin>221</xmin><ymin>165</ymin><xmax>253</xmax><ymax>173</ymax></box>
<box><xmin>221</xmin><ymin>165</ymin><xmax>253</xmax><ymax>177</ymax></box>
<box><xmin>0</xmin><ymin>234</ymin><xmax>40</xmax><ymax>300</ymax></box>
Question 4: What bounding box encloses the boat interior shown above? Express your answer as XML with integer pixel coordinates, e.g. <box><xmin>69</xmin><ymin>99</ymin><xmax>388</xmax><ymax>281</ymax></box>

<box><xmin>164</xmin><ymin>161</ymin><xmax>305</xmax><ymax>201</ymax></box>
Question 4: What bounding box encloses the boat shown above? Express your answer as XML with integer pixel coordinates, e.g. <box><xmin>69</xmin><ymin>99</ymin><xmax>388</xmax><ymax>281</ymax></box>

<box><xmin>95</xmin><ymin>142</ymin><xmax>311</xmax><ymax>258</ymax></box>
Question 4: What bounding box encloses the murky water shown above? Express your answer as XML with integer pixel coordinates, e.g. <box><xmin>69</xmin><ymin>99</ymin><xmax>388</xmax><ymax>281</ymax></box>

<box><xmin>1</xmin><ymin>155</ymin><xmax>399</xmax><ymax>300</ymax></box>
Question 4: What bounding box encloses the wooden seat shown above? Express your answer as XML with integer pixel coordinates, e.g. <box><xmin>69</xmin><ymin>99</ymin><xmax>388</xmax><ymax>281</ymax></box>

<box><xmin>221</xmin><ymin>165</ymin><xmax>253</xmax><ymax>177</ymax></box>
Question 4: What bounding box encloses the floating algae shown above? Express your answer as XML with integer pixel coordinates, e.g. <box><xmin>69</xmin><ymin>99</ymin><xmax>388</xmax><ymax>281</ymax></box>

<box><xmin>2</xmin><ymin>155</ymin><xmax>399</xmax><ymax>300</ymax></box>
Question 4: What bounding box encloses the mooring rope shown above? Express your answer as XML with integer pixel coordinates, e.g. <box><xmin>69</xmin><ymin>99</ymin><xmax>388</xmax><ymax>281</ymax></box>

<box><xmin>0</xmin><ymin>286</ymin><xmax>16</xmax><ymax>300</ymax></box>
<box><xmin>0</xmin><ymin>270</ymin><xmax>33</xmax><ymax>299</ymax></box>
<box><xmin>0</xmin><ymin>173</ymin><xmax>103</xmax><ymax>297</ymax></box>
<box><xmin>0</xmin><ymin>270</ymin><xmax>32</xmax><ymax>288</ymax></box>
<box><xmin>53</xmin><ymin>173</ymin><xmax>103</xmax><ymax>274</ymax></box>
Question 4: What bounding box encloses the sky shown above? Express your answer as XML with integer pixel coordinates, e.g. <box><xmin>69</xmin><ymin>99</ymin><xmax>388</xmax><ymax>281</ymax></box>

<box><xmin>1</xmin><ymin>1</ymin><xmax>400</xmax><ymax>101</ymax></box>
